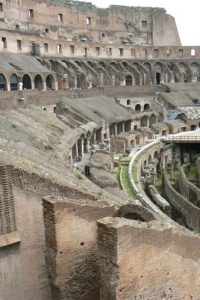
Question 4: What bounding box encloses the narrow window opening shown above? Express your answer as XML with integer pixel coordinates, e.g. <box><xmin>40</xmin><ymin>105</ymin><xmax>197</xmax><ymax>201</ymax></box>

<box><xmin>28</xmin><ymin>9</ymin><xmax>34</xmax><ymax>19</ymax></box>
<box><xmin>2</xmin><ymin>37</ymin><xmax>7</xmax><ymax>48</ymax></box>
<box><xmin>44</xmin><ymin>43</ymin><xmax>48</xmax><ymax>53</ymax></box>
<box><xmin>17</xmin><ymin>40</ymin><xmax>22</xmax><ymax>51</ymax></box>
<box><xmin>86</xmin><ymin>17</ymin><xmax>91</xmax><ymax>25</ymax></box>
<box><xmin>58</xmin><ymin>13</ymin><xmax>63</xmax><ymax>23</ymax></box>
<box><xmin>119</xmin><ymin>48</ymin><xmax>123</xmax><ymax>56</ymax></box>
<box><xmin>96</xmin><ymin>47</ymin><xmax>100</xmax><ymax>56</ymax></box>
<box><xmin>142</xmin><ymin>21</ymin><xmax>147</xmax><ymax>29</ymax></box>
<box><xmin>108</xmin><ymin>48</ymin><xmax>112</xmax><ymax>56</ymax></box>
<box><xmin>70</xmin><ymin>45</ymin><xmax>74</xmax><ymax>55</ymax></box>
<box><xmin>191</xmin><ymin>49</ymin><xmax>196</xmax><ymax>56</ymax></box>
<box><xmin>56</xmin><ymin>44</ymin><xmax>62</xmax><ymax>54</ymax></box>
<box><xmin>0</xmin><ymin>3</ymin><xmax>3</xmax><ymax>12</ymax></box>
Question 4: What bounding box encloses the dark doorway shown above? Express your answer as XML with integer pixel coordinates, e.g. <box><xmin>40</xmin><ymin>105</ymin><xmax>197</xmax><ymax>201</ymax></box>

<box><xmin>156</xmin><ymin>72</ymin><xmax>161</xmax><ymax>85</ymax></box>
<box><xmin>22</xmin><ymin>74</ymin><xmax>32</xmax><ymax>89</ymax></box>
<box><xmin>10</xmin><ymin>74</ymin><xmax>18</xmax><ymax>90</ymax></box>
<box><xmin>125</xmin><ymin>75</ymin><xmax>133</xmax><ymax>86</ymax></box>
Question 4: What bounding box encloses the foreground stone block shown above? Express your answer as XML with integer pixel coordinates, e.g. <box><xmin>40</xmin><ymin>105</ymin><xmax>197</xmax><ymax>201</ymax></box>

<box><xmin>98</xmin><ymin>217</ymin><xmax>200</xmax><ymax>300</ymax></box>
<box><xmin>43</xmin><ymin>196</ymin><xmax>114</xmax><ymax>300</ymax></box>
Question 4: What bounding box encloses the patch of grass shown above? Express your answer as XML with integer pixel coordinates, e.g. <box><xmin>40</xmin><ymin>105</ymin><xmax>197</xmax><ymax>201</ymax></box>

<box><xmin>75</xmin><ymin>173</ymin><xmax>84</xmax><ymax>180</ymax></box>
<box><xmin>121</xmin><ymin>165</ymin><xmax>137</xmax><ymax>200</ymax></box>
<box><xmin>11</xmin><ymin>124</ymin><xmax>16</xmax><ymax>129</ymax></box>
<box><xmin>97</xmin><ymin>190</ymin><xmax>103</xmax><ymax>198</ymax></box>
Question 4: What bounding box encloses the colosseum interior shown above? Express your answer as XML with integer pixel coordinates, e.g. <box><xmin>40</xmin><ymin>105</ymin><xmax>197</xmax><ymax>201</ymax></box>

<box><xmin>1</xmin><ymin>1</ymin><xmax>200</xmax><ymax>299</ymax></box>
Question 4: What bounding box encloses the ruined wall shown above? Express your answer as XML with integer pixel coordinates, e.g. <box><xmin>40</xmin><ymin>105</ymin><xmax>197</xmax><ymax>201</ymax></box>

<box><xmin>98</xmin><ymin>217</ymin><xmax>200</xmax><ymax>300</ymax></box>
<box><xmin>0</xmin><ymin>187</ymin><xmax>53</xmax><ymax>300</ymax></box>
<box><xmin>43</xmin><ymin>196</ymin><xmax>114</xmax><ymax>300</ymax></box>
<box><xmin>153</xmin><ymin>11</ymin><xmax>181</xmax><ymax>46</ymax></box>
<box><xmin>0</xmin><ymin>163</ymin><xmax>20</xmax><ymax>247</ymax></box>
<box><xmin>178</xmin><ymin>165</ymin><xmax>200</xmax><ymax>207</ymax></box>
<box><xmin>163</xmin><ymin>171</ymin><xmax>200</xmax><ymax>232</ymax></box>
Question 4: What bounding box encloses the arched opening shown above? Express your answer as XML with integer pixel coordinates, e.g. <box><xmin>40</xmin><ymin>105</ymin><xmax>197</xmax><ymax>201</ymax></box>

<box><xmin>0</xmin><ymin>74</ymin><xmax>7</xmax><ymax>90</ymax></box>
<box><xmin>34</xmin><ymin>74</ymin><xmax>43</xmax><ymax>90</ymax></box>
<box><xmin>127</xmin><ymin>99</ymin><xmax>131</xmax><ymax>105</ymax></box>
<box><xmin>154</xmin><ymin>151</ymin><xmax>158</xmax><ymax>159</ymax></box>
<box><xmin>46</xmin><ymin>74</ymin><xmax>55</xmax><ymax>90</ymax></box>
<box><xmin>125</xmin><ymin>120</ymin><xmax>131</xmax><ymax>132</ymax></box>
<box><xmin>141</xmin><ymin>115</ymin><xmax>148</xmax><ymax>127</ymax></box>
<box><xmin>144</xmin><ymin>103</ymin><xmax>150</xmax><ymax>111</ymax></box>
<box><xmin>148</xmin><ymin>155</ymin><xmax>152</xmax><ymax>163</ymax></box>
<box><xmin>125</xmin><ymin>75</ymin><xmax>133</xmax><ymax>86</ymax></box>
<box><xmin>22</xmin><ymin>74</ymin><xmax>32</xmax><ymax>89</ymax></box>
<box><xmin>135</xmin><ymin>104</ymin><xmax>141</xmax><ymax>112</ymax></box>
<box><xmin>123</xmin><ymin>212</ymin><xmax>145</xmax><ymax>221</ymax></box>
<box><xmin>10</xmin><ymin>74</ymin><xmax>18</xmax><ymax>90</ymax></box>
<box><xmin>156</xmin><ymin>72</ymin><xmax>161</xmax><ymax>85</ymax></box>
<box><xmin>116</xmin><ymin>204</ymin><xmax>155</xmax><ymax>222</ymax></box>
<box><xmin>149</xmin><ymin>114</ymin><xmax>156</xmax><ymax>126</ymax></box>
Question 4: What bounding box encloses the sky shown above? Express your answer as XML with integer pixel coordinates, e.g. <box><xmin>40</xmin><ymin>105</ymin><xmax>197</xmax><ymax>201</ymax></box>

<box><xmin>80</xmin><ymin>0</ymin><xmax>200</xmax><ymax>46</ymax></box>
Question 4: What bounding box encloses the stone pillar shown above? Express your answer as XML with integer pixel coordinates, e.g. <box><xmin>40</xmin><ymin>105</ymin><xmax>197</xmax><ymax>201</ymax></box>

<box><xmin>81</xmin><ymin>138</ymin><xmax>84</xmax><ymax>158</ymax></box>
<box><xmin>43</xmin><ymin>81</ymin><xmax>47</xmax><ymax>91</ymax></box>
<box><xmin>115</xmin><ymin>124</ymin><xmax>118</xmax><ymax>136</ymax></box>
<box><xmin>31</xmin><ymin>80</ymin><xmax>35</xmax><ymax>90</ymax></box>
<box><xmin>100</xmin><ymin>73</ymin><xmax>104</xmax><ymax>87</ymax></box>
<box><xmin>7</xmin><ymin>80</ymin><xmax>11</xmax><ymax>91</ymax></box>
<box><xmin>75</xmin><ymin>142</ymin><xmax>79</xmax><ymax>160</ymax></box>
<box><xmin>74</xmin><ymin>76</ymin><xmax>77</xmax><ymax>89</ymax></box>
<box><xmin>54</xmin><ymin>81</ymin><xmax>59</xmax><ymax>91</ymax></box>
<box><xmin>120</xmin><ymin>79</ymin><xmax>125</xmax><ymax>86</ymax></box>
<box><xmin>122</xmin><ymin>122</ymin><xmax>125</xmax><ymax>133</ymax></box>
<box><xmin>112</xmin><ymin>75</ymin><xmax>115</xmax><ymax>86</ymax></box>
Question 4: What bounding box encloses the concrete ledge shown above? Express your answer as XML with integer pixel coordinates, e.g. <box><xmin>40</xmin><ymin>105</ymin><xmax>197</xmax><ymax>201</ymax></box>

<box><xmin>0</xmin><ymin>231</ymin><xmax>20</xmax><ymax>248</ymax></box>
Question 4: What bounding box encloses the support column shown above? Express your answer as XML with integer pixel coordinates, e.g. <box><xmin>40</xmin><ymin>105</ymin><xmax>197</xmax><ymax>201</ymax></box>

<box><xmin>122</xmin><ymin>122</ymin><xmax>125</xmax><ymax>133</ymax></box>
<box><xmin>43</xmin><ymin>81</ymin><xmax>47</xmax><ymax>91</ymax></box>
<box><xmin>7</xmin><ymin>81</ymin><xmax>11</xmax><ymax>91</ymax></box>
<box><xmin>75</xmin><ymin>142</ymin><xmax>78</xmax><ymax>160</ymax></box>
<box><xmin>115</xmin><ymin>124</ymin><xmax>118</xmax><ymax>136</ymax></box>
<box><xmin>81</xmin><ymin>138</ymin><xmax>84</xmax><ymax>158</ymax></box>
<box><xmin>55</xmin><ymin>81</ymin><xmax>59</xmax><ymax>91</ymax></box>
<box><xmin>74</xmin><ymin>76</ymin><xmax>77</xmax><ymax>89</ymax></box>
<box><xmin>31</xmin><ymin>81</ymin><xmax>35</xmax><ymax>90</ymax></box>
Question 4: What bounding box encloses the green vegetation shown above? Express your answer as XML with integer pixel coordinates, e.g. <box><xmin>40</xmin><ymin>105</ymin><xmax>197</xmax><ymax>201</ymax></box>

<box><xmin>11</xmin><ymin>124</ymin><xmax>16</xmax><ymax>129</ymax></box>
<box><xmin>120</xmin><ymin>165</ymin><xmax>137</xmax><ymax>200</ymax></box>
<box><xmin>186</xmin><ymin>164</ymin><xmax>198</xmax><ymax>183</ymax></box>
<box><xmin>75</xmin><ymin>173</ymin><xmax>84</xmax><ymax>180</ymax></box>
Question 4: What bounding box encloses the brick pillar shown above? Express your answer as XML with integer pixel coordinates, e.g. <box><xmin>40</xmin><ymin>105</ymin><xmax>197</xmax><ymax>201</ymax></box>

<box><xmin>0</xmin><ymin>163</ymin><xmax>20</xmax><ymax>247</ymax></box>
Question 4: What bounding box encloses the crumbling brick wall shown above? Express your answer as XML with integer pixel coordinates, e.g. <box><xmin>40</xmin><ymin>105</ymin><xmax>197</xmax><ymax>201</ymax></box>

<box><xmin>43</xmin><ymin>196</ymin><xmax>114</xmax><ymax>300</ymax></box>
<box><xmin>97</xmin><ymin>217</ymin><xmax>200</xmax><ymax>300</ymax></box>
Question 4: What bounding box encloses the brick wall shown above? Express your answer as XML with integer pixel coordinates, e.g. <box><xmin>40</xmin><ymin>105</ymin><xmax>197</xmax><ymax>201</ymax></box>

<box><xmin>98</xmin><ymin>217</ymin><xmax>200</xmax><ymax>300</ymax></box>
<box><xmin>43</xmin><ymin>196</ymin><xmax>114</xmax><ymax>300</ymax></box>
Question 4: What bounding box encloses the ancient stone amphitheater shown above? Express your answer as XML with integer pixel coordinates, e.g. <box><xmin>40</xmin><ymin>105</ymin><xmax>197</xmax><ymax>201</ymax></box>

<box><xmin>1</xmin><ymin>1</ymin><xmax>200</xmax><ymax>299</ymax></box>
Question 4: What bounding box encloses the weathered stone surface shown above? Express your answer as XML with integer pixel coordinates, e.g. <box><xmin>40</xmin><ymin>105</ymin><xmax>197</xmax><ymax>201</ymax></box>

<box><xmin>98</xmin><ymin>217</ymin><xmax>200</xmax><ymax>300</ymax></box>
<box><xmin>43</xmin><ymin>196</ymin><xmax>115</xmax><ymax>300</ymax></box>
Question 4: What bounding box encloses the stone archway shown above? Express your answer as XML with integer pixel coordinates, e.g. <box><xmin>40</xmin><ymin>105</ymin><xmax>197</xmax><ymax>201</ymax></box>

<box><xmin>141</xmin><ymin>115</ymin><xmax>149</xmax><ymax>127</ymax></box>
<box><xmin>10</xmin><ymin>74</ymin><xmax>19</xmax><ymax>90</ymax></box>
<box><xmin>116</xmin><ymin>204</ymin><xmax>155</xmax><ymax>222</ymax></box>
<box><xmin>135</xmin><ymin>104</ymin><xmax>141</xmax><ymax>112</ymax></box>
<box><xmin>34</xmin><ymin>74</ymin><xmax>43</xmax><ymax>90</ymax></box>
<box><xmin>125</xmin><ymin>75</ymin><xmax>133</xmax><ymax>86</ymax></box>
<box><xmin>0</xmin><ymin>74</ymin><xmax>7</xmax><ymax>90</ymax></box>
<box><xmin>46</xmin><ymin>74</ymin><xmax>55</xmax><ymax>90</ymax></box>
<box><xmin>22</xmin><ymin>74</ymin><xmax>32</xmax><ymax>89</ymax></box>
<box><xmin>149</xmin><ymin>114</ymin><xmax>157</xmax><ymax>126</ymax></box>
<box><xmin>144</xmin><ymin>103</ymin><xmax>150</xmax><ymax>111</ymax></box>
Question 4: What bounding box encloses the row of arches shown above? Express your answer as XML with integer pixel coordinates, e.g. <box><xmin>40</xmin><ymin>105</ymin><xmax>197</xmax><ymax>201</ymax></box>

<box><xmin>0</xmin><ymin>73</ymin><xmax>56</xmax><ymax>91</ymax></box>
<box><xmin>50</xmin><ymin>58</ymin><xmax>200</xmax><ymax>88</ymax></box>
<box><xmin>140</xmin><ymin>114</ymin><xmax>157</xmax><ymax>127</ymax></box>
